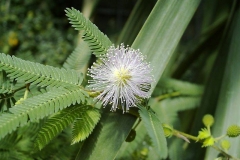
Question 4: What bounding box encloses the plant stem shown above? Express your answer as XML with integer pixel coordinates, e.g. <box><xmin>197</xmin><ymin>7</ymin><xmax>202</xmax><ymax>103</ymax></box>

<box><xmin>23</xmin><ymin>83</ymin><xmax>30</xmax><ymax>99</ymax></box>
<box><xmin>173</xmin><ymin>129</ymin><xmax>198</xmax><ymax>141</ymax></box>
<box><xmin>172</xmin><ymin>128</ymin><xmax>240</xmax><ymax>160</ymax></box>
<box><xmin>211</xmin><ymin>145</ymin><xmax>240</xmax><ymax>160</ymax></box>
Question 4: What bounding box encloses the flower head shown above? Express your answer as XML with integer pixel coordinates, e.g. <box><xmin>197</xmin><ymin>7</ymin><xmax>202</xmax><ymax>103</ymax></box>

<box><xmin>202</xmin><ymin>114</ymin><xmax>214</xmax><ymax>127</ymax></box>
<box><xmin>227</xmin><ymin>125</ymin><xmax>240</xmax><ymax>137</ymax></box>
<box><xmin>87</xmin><ymin>44</ymin><xmax>153</xmax><ymax>112</ymax></box>
<box><xmin>221</xmin><ymin>140</ymin><xmax>231</xmax><ymax>151</ymax></box>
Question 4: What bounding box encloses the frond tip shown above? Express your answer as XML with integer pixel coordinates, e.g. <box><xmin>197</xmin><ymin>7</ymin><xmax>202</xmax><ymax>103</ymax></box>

<box><xmin>65</xmin><ymin>7</ymin><xmax>113</xmax><ymax>56</ymax></box>
<box><xmin>35</xmin><ymin>105</ymin><xmax>100</xmax><ymax>150</ymax></box>
<box><xmin>71</xmin><ymin>106</ymin><xmax>101</xmax><ymax>144</ymax></box>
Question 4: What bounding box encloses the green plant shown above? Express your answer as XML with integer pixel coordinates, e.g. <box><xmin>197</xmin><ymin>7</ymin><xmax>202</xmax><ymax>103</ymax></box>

<box><xmin>0</xmin><ymin>0</ymin><xmax>240</xmax><ymax>159</ymax></box>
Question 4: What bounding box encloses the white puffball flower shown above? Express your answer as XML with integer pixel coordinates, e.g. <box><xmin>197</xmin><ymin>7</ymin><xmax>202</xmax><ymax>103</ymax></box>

<box><xmin>87</xmin><ymin>44</ymin><xmax>153</xmax><ymax>112</ymax></box>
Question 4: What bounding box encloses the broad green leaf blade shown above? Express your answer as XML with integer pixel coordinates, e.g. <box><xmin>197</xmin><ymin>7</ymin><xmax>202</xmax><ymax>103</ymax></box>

<box><xmin>71</xmin><ymin>106</ymin><xmax>101</xmax><ymax>144</ymax></box>
<box><xmin>116</xmin><ymin>122</ymin><xmax>147</xmax><ymax>159</ymax></box>
<box><xmin>138</xmin><ymin>106</ymin><xmax>168</xmax><ymax>158</ymax></box>
<box><xmin>184</xmin><ymin>5</ymin><xmax>233</xmax><ymax>160</ymax></box>
<box><xmin>75</xmin><ymin>109</ymin><xmax>136</xmax><ymax>160</ymax></box>
<box><xmin>205</xmin><ymin>8</ymin><xmax>240</xmax><ymax>159</ymax></box>
<box><xmin>132</xmin><ymin>0</ymin><xmax>201</xmax><ymax>92</ymax></box>
<box><xmin>116</xmin><ymin>0</ymin><xmax>155</xmax><ymax>45</ymax></box>
<box><xmin>150</xmin><ymin>97</ymin><xmax>200</xmax><ymax>125</ymax></box>
<box><xmin>155</xmin><ymin>78</ymin><xmax>204</xmax><ymax>96</ymax></box>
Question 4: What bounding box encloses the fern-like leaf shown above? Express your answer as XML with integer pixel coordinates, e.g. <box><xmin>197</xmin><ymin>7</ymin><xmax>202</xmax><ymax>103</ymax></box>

<box><xmin>65</xmin><ymin>8</ymin><xmax>113</xmax><ymax>56</ymax></box>
<box><xmin>138</xmin><ymin>106</ymin><xmax>168</xmax><ymax>159</ymax></box>
<box><xmin>35</xmin><ymin>105</ymin><xmax>100</xmax><ymax>150</ymax></box>
<box><xmin>71</xmin><ymin>106</ymin><xmax>101</xmax><ymax>144</ymax></box>
<box><xmin>63</xmin><ymin>41</ymin><xmax>91</xmax><ymax>73</ymax></box>
<box><xmin>0</xmin><ymin>53</ymin><xmax>84</xmax><ymax>88</ymax></box>
<box><xmin>0</xmin><ymin>87</ymin><xmax>88</xmax><ymax>140</ymax></box>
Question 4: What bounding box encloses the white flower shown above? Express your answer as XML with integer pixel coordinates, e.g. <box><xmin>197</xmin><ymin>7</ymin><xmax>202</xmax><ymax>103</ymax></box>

<box><xmin>87</xmin><ymin>44</ymin><xmax>153</xmax><ymax>112</ymax></box>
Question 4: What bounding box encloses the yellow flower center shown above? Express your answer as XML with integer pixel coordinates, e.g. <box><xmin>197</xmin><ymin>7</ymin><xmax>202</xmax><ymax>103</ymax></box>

<box><xmin>114</xmin><ymin>67</ymin><xmax>131</xmax><ymax>85</ymax></box>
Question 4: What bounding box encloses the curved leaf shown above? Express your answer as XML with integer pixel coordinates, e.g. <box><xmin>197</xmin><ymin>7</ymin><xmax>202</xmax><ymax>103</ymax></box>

<box><xmin>132</xmin><ymin>0</ymin><xmax>201</xmax><ymax>92</ymax></box>
<box><xmin>138</xmin><ymin>106</ymin><xmax>168</xmax><ymax>158</ymax></box>
<box><xmin>205</xmin><ymin>8</ymin><xmax>240</xmax><ymax>159</ymax></box>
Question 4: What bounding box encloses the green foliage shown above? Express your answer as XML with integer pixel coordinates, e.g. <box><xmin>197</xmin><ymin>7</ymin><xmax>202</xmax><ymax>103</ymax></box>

<box><xmin>0</xmin><ymin>0</ymin><xmax>74</xmax><ymax>67</ymax></box>
<box><xmin>138</xmin><ymin>106</ymin><xmax>168</xmax><ymax>159</ymax></box>
<box><xmin>75</xmin><ymin>110</ymin><xmax>136</xmax><ymax>160</ymax></box>
<box><xmin>205</xmin><ymin>8</ymin><xmax>240</xmax><ymax>159</ymax></box>
<box><xmin>0</xmin><ymin>87</ymin><xmax>88</xmax><ymax>139</ymax></box>
<box><xmin>0</xmin><ymin>127</ymin><xmax>34</xmax><ymax>160</ymax></box>
<box><xmin>1</xmin><ymin>0</ymin><xmax>239</xmax><ymax>159</ymax></box>
<box><xmin>65</xmin><ymin>8</ymin><xmax>113</xmax><ymax>56</ymax></box>
<box><xmin>35</xmin><ymin>105</ymin><xmax>100</xmax><ymax>150</ymax></box>
<box><xmin>63</xmin><ymin>41</ymin><xmax>91</xmax><ymax>73</ymax></box>
<box><xmin>0</xmin><ymin>53</ymin><xmax>84</xmax><ymax>88</ymax></box>
<box><xmin>0</xmin><ymin>71</ymin><xmax>15</xmax><ymax>94</ymax></box>
<box><xmin>132</xmin><ymin>0</ymin><xmax>201</xmax><ymax>92</ymax></box>
<box><xmin>155</xmin><ymin>78</ymin><xmax>204</xmax><ymax>96</ymax></box>
<box><xmin>0</xmin><ymin>71</ymin><xmax>17</xmax><ymax>112</ymax></box>
<box><xmin>72</xmin><ymin>105</ymin><xmax>101</xmax><ymax>144</ymax></box>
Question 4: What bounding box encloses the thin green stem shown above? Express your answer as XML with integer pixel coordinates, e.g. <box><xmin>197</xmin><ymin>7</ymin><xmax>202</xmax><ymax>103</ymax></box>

<box><xmin>215</xmin><ymin>134</ymin><xmax>226</xmax><ymax>141</ymax></box>
<box><xmin>172</xmin><ymin>128</ymin><xmax>239</xmax><ymax>160</ymax></box>
<box><xmin>211</xmin><ymin>145</ymin><xmax>240</xmax><ymax>160</ymax></box>
<box><xmin>173</xmin><ymin>129</ymin><xmax>198</xmax><ymax>141</ymax></box>
<box><xmin>23</xmin><ymin>83</ymin><xmax>30</xmax><ymax>99</ymax></box>
<box><xmin>0</xmin><ymin>85</ymin><xmax>26</xmax><ymax>100</ymax></box>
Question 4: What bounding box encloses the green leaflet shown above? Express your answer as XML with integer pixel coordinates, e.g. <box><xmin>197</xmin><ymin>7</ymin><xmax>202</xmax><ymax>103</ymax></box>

<box><xmin>35</xmin><ymin>105</ymin><xmax>100</xmax><ymax>150</ymax></box>
<box><xmin>0</xmin><ymin>53</ymin><xmax>84</xmax><ymax>88</ymax></box>
<box><xmin>65</xmin><ymin>8</ymin><xmax>113</xmax><ymax>56</ymax></box>
<box><xmin>138</xmin><ymin>106</ymin><xmax>168</xmax><ymax>159</ymax></box>
<box><xmin>0</xmin><ymin>87</ymin><xmax>88</xmax><ymax>140</ymax></box>
<box><xmin>71</xmin><ymin>106</ymin><xmax>101</xmax><ymax>144</ymax></box>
